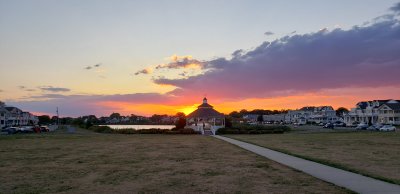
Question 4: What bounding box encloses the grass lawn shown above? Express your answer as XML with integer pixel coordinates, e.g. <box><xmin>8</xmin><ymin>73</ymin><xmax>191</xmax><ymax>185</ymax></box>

<box><xmin>0</xmin><ymin>128</ymin><xmax>350</xmax><ymax>193</ymax></box>
<box><xmin>225</xmin><ymin>131</ymin><xmax>400</xmax><ymax>184</ymax></box>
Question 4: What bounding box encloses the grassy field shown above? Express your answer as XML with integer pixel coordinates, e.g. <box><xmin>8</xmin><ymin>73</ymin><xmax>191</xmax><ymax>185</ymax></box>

<box><xmin>225</xmin><ymin>131</ymin><xmax>400</xmax><ymax>184</ymax></box>
<box><xmin>0</xmin><ymin>128</ymin><xmax>350</xmax><ymax>193</ymax></box>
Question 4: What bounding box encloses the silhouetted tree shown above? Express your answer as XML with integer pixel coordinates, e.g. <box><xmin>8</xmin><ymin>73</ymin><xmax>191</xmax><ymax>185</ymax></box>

<box><xmin>225</xmin><ymin>117</ymin><xmax>233</xmax><ymax>128</ymax></box>
<box><xmin>38</xmin><ymin>115</ymin><xmax>51</xmax><ymax>125</ymax></box>
<box><xmin>174</xmin><ymin>112</ymin><xmax>186</xmax><ymax>129</ymax></box>
<box><xmin>109</xmin><ymin>112</ymin><xmax>121</xmax><ymax>119</ymax></box>
<box><xmin>229</xmin><ymin>111</ymin><xmax>241</xmax><ymax>118</ymax></box>
<box><xmin>257</xmin><ymin>115</ymin><xmax>264</xmax><ymax>123</ymax></box>
<box><xmin>336</xmin><ymin>107</ymin><xmax>349</xmax><ymax>117</ymax></box>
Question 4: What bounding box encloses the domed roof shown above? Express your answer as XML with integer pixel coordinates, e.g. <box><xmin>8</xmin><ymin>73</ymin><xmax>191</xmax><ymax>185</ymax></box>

<box><xmin>187</xmin><ymin>98</ymin><xmax>224</xmax><ymax>118</ymax></box>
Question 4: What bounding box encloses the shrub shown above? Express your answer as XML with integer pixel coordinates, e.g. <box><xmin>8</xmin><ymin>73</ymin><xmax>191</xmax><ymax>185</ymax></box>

<box><xmin>216</xmin><ymin>124</ymin><xmax>290</xmax><ymax>134</ymax></box>
<box><xmin>88</xmin><ymin>125</ymin><xmax>113</xmax><ymax>133</ymax></box>
<box><xmin>87</xmin><ymin>126</ymin><xmax>200</xmax><ymax>135</ymax></box>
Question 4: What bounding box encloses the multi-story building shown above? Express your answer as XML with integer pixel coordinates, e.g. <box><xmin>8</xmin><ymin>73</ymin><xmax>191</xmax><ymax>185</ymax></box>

<box><xmin>344</xmin><ymin>99</ymin><xmax>400</xmax><ymax>125</ymax></box>
<box><xmin>263</xmin><ymin>113</ymin><xmax>287</xmax><ymax>123</ymax></box>
<box><xmin>286</xmin><ymin>106</ymin><xmax>338</xmax><ymax>124</ymax></box>
<box><xmin>0</xmin><ymin>101</ymin><xmax>38</xmax><ymax>128</ymax></box>
<box><xmin>0</xmin><ymin>102</ymin><xmax>8</xmax><ymax>128</ymax></box>
<box><xmin>243</xmin><ymin>114</ymin><xmax>259</xmax><ymax>123</ymax></box>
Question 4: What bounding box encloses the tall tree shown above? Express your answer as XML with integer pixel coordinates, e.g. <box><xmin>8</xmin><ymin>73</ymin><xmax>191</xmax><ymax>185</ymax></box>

<box><xmin>336</xmin><ymin>107</ymin><xmax>349</xmax><ymax>117</ymax></box>
<box><xmin>109</xmin><ymin>112</ymin><xmax>121</xmax><ymax>119</ymax></box>
<box><xmin>38</xmin><ymin>115</ymin><xmax>51</xmax><ymax>125</ymax></box>
<box><xmin>175</xmin><ymin>112</ymin><xmax>186</xmax><ymax>129</ymax></box>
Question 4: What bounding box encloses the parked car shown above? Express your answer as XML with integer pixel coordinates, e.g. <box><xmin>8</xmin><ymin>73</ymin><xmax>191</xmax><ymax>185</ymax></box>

<box><xmin>18</xmin><ymin>126</ymin><xmax>34</xmax><ymax>133</ymax></box>
<box><xmin>349</xmin><ymin>122</ymin><xmax>360</xmax><ymax>128</ymax></box>
<box><xmin>318</xmin><ymin>122</ymin><xmax>325</xmax><ymax>126</ymax></box>
<box><xmin>355</xmin><ymin>123</ymin><xmax>368</xmax><ymax>130</ymax></box>
<box><xmin>333</xmin><ymin>121</ymin><xmax>346</xmax><ymax>127</ymax></box>
<box><xmin>32</xmin><ymin>126</ymin><xmax>41</xmax><ymax>133</ymax></box>
<box><xmin>40</xmin><ymin>126</ymin><xmax>50</xmax><ymax>132</ymax></box>
<box><xmin>1</xmin><ymin>127</ymin><xmax>18</xmax><ymax>135</ymax></box>
<box><xmin>367</xmin><ymin>123</ymin><xmax>383</xmax><ymax>131</ymax></box>
<box><xmin>379</xmin><ymin>125</ymin><xmax>396</xmax><ymax>132</ymax></box>
<box><xmin>323</xmin><ymin>123</ymin><xmax>334</xmax><ymax>129</ymax></box>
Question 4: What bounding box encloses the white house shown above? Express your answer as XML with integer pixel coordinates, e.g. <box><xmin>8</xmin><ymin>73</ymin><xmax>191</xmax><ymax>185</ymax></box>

<box><xmin>286</xmin><ymin>106</ymin><xmax>338</xmax><ymax>124</ymax></box>
<box><xmin>0</xmin><ymin>101</ymin><xmax>38</xmax><ymax>128</ymax></box>
<box><xmin>263</xmin><ymin>113</ymin><xmax>287</xmax><ymax>123</ymax></box>
<box><xmin>0</xmin><ymin>102</ymin><xmax>8</xmax><ymax>129</ymax></box>
<box><xmin>344</xmin><ymin>99</ymin><xmax>400</xmax><ymax>125</ymax></box>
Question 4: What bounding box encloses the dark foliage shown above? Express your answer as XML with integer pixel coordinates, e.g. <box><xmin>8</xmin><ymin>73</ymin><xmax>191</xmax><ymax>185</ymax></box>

<box><xmin>216</xmin><ymin>124</ymin><xmax>290</xmax><ymax>135</ymax></box>
<box><xmin>87</xmin><ymin>126</ymin><xmax>200</xmax><ymax>135</ymax></box>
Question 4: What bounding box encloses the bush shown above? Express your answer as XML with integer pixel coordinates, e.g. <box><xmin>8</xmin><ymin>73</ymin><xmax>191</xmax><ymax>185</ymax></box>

<box><xmin>177</xmin><ymin>128</ymin><xmax>200</xmax><ymax>134</ymax></box>
<box><xmin>88</xmin><ymin>126</ymin><xmax>113</xmax><ymax>133</ymax></box>
<box><xmin>216</xmin><ymin>124</ymin><xmax>290</xmax><ymax>135</ymax></box>
<box><xmin>87</xmin><ymin>126</ymin><xmax>199</xmax><ymax>135</ymax></box>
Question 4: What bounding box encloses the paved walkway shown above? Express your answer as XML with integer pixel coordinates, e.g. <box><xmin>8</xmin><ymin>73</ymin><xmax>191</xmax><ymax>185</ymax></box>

<box><xmin>214</xmin><ymin>135</ymin><xmax>400</xmax><ymax>194</ymax></box>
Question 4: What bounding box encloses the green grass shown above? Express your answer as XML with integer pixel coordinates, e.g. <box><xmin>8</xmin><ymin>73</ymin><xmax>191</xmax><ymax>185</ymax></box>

<box><xmin>225</xmin><ymin>131</ymin><xmax>400</xmax><ymax>185</ymax></box>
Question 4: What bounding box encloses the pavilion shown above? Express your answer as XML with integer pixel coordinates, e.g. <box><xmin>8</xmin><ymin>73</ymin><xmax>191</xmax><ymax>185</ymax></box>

<box><xmin>186</xmin><ymin>97</ymin><xmax>225</xmax><ymax>135</ymax></box>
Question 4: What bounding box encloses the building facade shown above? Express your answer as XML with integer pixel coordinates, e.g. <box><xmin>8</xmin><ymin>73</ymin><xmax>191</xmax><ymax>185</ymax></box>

<box><xmin>344</xmin><ymin>100</ymin><xmax>400</xmax><ymax>125</ymax></box>
<box><xmin>0</xmin><ymin>101</ymin><xmax>38</xmax><ymax>128</ymax></box>
<box><xmin>286</xmin><ymin>106</ymin><xmax>338</xmax><ymax>124</ymax></box>
<box><xmin>263</xmin><ymin>113</ymin><xmax>287</xmax><ymax>123</ymax></box>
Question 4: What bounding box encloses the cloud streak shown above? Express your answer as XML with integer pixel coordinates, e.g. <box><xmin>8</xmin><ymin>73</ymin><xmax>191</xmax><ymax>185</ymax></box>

<box><xmin>264</xmin><ymin>31</ymin><xmax>274</xmax><ymax>36</ymax></box>
<box><xmin>84</xmin><ymin>63</ymin><xmax>102</xmax><ymax>70</ymax></box>
<box><xmin>39</xmin><ymin>86</ymin><xmax>71</xmax><ymax>92</ymax></box>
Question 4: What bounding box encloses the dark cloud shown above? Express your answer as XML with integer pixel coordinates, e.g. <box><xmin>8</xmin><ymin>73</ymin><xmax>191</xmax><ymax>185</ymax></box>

<box><xmin>134</xmin><ymin>68</ymin><xmax>151</xmax><ymax>75</ymax></box>
<box><xmin>154</xmin><ymin>17</ymin><xmax>400</xmax><ymax>100</ymax></box>
<box><xmin>85</xmin><ymin>63</ymin><xmax>102</xmax><ymax>70</ymax></box>
<box><xmin>18</xmin><ymin>86</ymin><xmax>26</xmax><ymax>89</ymax></box>
<box><xmin>25</xmin><ymin>89</ymin><xmax>36</xmax><ymax>92</ymax></box>
<box><xmin>389</xmin><ymin>2</ymin><xmax>400</xmax><ymax>13</ymax></box>
<box><xmin>39</xmin><ymin>86</ymin><xmax>71</xmax><ymax>92</ymax></box>
<box><xmin>0</xmin><ymin>89</ymin><xmax>3</xmax><ymax>92</ymax></box>
<box><xmin>264</xmin><ymin>31</ymin><xmax>274</xmax><ymax>36</ymax></box>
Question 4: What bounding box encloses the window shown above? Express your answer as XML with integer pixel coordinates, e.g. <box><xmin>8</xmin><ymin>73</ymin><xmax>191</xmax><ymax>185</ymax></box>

<box><xmin>0</xmin><ymin>120</ymin><xmax>3</xmax><ymax>124</ymax></box>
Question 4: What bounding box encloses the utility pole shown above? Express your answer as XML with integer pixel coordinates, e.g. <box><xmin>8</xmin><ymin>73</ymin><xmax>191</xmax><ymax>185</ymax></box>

<box><xmin>56</xmin><ymin>107</ymin><xmax>59</xmax><ymax>126</ymax></box>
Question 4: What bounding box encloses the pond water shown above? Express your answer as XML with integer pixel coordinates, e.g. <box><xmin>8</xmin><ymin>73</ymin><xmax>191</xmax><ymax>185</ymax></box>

<box><xmin>100</xmin><ymin>125</ymin><xmax>175</xmax><ymax>130</ymax></box>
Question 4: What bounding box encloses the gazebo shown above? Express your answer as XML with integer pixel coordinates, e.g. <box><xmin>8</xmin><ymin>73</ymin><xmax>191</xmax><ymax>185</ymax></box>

<box><xmin>186</xmin><ymin>97</ymin><xmax>225</xmax><ymax>135</ymax></box>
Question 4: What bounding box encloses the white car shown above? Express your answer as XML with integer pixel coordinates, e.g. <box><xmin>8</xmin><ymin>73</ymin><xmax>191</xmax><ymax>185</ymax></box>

<box><xmin>379</xmin><ymin>125</ymin><xmax>396</xmax><ymax>132</ymax></box>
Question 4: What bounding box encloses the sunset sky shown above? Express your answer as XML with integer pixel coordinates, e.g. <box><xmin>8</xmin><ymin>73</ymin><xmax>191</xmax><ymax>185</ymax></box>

<box><xmin>1</xmin><ymin>0</ymin><xmax>400</xmax><ymax>117</ymax></box>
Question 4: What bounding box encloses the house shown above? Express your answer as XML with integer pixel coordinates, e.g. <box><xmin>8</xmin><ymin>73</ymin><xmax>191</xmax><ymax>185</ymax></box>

<box><xmin>5</xmin><ymin>107</ymin><xmax>23</xmax><ymax>126</ymax></box>
<box><xmin>186</xmin><ymin>97</ymin><xmax>225</xmax><ymax>135</ymax></box>
<box><xmin>344</xmin><ymin>99</ymin><xmax>400</xmax><ymax>125</ymax></box>
<box><xmin>286</xmin><ymin>106</ymin><xmax>338</xmax><ymax>124</ymax></box>
<box><xmin>0</xmin><ymin>101</ymin><xmax>38</xmax><ymax>128</ymax></box>
<box><xmin>243</xmin><ymin>114</ymin><xmax>259</xmax><ymax>123</ymax></box>
<box><xmin>0</xmin><ymin>102</ymin><xmax>8</xmax><ymax>129</ymax></box>
<box><xmin>263</xmin><ymin>113</ymin><xmax>286</xmax><ymax>123</ymax></box>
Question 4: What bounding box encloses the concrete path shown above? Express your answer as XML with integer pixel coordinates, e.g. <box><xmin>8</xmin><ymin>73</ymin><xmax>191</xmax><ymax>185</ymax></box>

<box><xmin>214</xmin><ymin>135</ymin><xmax>400</xmax><ymax>194</ymax></box>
